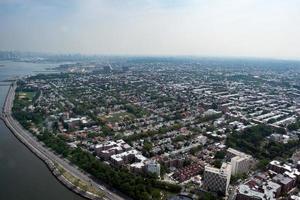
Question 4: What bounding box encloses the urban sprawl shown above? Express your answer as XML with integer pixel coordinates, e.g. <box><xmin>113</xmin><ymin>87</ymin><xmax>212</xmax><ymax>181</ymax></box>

<box><xmin>12</xmin><ymin>58</ymin><xmax>300</xmax><ymax>200</ymax></box>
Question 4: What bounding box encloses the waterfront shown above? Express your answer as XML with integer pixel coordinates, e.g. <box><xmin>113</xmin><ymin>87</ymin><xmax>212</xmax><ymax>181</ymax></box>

<box><xmin>0</xmin><ymin>61</ymin><xmax>84</xmax><ymax>200</ymax></box>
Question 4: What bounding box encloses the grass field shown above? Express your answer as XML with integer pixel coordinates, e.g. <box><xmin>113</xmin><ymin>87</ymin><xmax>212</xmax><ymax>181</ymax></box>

<box><xmin>102</xmin><ymin>111</ymin><xmax>135</xmax><ymax>123</ymax></box>
<box><xmin>55</xmin><ymin>162</ymin><xmax>104</xmax><ymax>197</ymax></box>
<box><xmin>17</xmin><ymin>92</ymin><xmax>36</xmax><ymax>101</ymax></box>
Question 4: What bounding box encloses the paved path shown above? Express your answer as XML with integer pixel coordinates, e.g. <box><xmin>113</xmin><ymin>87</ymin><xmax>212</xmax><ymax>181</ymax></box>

<box><xmin>2</xmin><ymin>83</ymin><xmax>126</xmax><ymax>200</ymax></box>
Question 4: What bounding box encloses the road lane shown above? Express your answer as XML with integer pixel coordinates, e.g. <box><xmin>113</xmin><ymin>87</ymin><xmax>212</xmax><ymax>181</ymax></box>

<box><xmin>2</xmin><ymin>83</ymin><xmax>126</xmax><ymax>200</ymax></box>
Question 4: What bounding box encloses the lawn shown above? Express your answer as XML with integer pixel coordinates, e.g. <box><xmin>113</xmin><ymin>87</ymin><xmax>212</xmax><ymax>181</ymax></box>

<box><xmin>102</xmin><ymin>111</ymin><xmax>135</xmax><ymax>123</ymax></box>
<box><xmin>55</xmin><ymin>162</ymin><xmax>104</xmax><ymax>197</ymax></box>
<box><xmin>17</xmin><ymin>91</ymin><xmax>36</xmax><ymax>102</ymax></box>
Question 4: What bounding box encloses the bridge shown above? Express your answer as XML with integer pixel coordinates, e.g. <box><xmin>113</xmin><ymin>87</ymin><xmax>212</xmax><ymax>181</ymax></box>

<box><xmin>0</xmin><ymin>83</ymin><xmax>11</xmax><ymax>86</ymax></box>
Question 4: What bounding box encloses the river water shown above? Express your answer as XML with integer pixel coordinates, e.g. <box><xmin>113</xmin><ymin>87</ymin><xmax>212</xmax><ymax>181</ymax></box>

<box><xmin>0</xmin><ymin>61</ymin><xmax>84</xmax><ymax>200</ymax></box>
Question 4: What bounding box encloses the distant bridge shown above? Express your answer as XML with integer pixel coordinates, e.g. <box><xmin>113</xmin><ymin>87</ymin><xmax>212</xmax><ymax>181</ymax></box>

<box><xmin>0</xmin><ymin>83</ymin><xmax>10</xmax><ymax>86</ymax></box>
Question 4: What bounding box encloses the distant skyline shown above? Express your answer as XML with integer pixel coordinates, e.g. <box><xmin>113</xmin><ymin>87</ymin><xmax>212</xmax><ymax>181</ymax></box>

<box><xmin>1</xmin><ymin>0</ymin><xmax>300</xmax><ymax>60</ymax></box>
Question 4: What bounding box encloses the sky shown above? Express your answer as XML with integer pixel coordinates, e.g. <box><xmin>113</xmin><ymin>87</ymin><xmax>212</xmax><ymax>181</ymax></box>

<box><xmin>0</xmin><ymin>0</ymin><xmax>300</xmax><ymax>59</ymax></box>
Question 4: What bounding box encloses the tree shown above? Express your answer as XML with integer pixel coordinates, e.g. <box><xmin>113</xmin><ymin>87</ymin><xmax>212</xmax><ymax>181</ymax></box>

<box><xmin>214</xmin><ymin>151</ymin><xmax>226</xmax><ymax>159</ymax></box>
<box><xmin>230</xmin><ymin>173</ymin><xmax>247</xmax><ymax>184</ymax></box>
<box><xmin>213</xmin><ymin>160</ymin><xmax>222</xmax><ymax>168</ymax></box>
<box><xmin>151</xmin><ymin>189</ymin><xmax>161</xmax><ymax>199</ymax></box>
<box><xmin>256</xmin><ymin>159</ymin><xmax>270</xmax><ymax>170</ymax></box>
<box><xmin>203</xmin><ymin>192</ymin><xmax>217</xmax><ymax>200</ymax></box>
<box><xmin>143</xmin><ymin>141</ymin><xmax>153</xmax><ymax>153</ymax></box>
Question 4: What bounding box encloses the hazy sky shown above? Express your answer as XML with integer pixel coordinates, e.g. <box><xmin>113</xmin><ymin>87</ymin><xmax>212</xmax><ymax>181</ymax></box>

<box><xmin>1</xmin><ymin>0</ymin><xmax>300</xmax><ymax>59</ymax></box>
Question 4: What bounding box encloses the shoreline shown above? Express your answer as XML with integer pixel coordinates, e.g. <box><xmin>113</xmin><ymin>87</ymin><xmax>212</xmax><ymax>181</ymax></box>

<box><xmin>1</xmin><ymin>83</ymin><xmax>115</xmax><ymax>200</ymax></box>
<box><xmin>2</xmin><ymin>118</ymin><xmax>101</xmax><ymax>200</ymax></box>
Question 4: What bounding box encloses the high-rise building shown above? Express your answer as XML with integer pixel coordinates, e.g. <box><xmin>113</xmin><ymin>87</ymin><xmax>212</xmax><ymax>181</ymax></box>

<box><xmin>145</xmin><ymin>160</ymin><xmax>161</xmax><ymax>177</ymax></box>
<box><xmin>203</xmin><ymin>163</ymin><xmax>231</xmax><ymax>195</ymax></box>
<box><xmin>227</xmin><ymin>148</ymin><xmax>252</xmax><ymax>176</ymax></box>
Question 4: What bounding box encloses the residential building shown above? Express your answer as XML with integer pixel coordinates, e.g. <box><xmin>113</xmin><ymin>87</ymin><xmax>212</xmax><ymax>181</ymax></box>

<box><xmin>203</xmin><ymin>163</ymin><xmax>231</xmax><ymax>195</ymax></box>
<box><xmin>227</xmin><ymin>148</ymin><xmax>252</xmax><ymax>175</ymax></box>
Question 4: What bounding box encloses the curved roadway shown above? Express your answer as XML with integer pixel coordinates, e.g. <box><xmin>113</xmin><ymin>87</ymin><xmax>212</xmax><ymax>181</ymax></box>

<box><xmin>2</xmin><ymin>83</ymin><xmax>126</xmax><ymax>200</ymax></box>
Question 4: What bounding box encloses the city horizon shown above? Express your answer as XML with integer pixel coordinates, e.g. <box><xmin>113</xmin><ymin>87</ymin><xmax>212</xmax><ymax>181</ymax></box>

<box><xmin>1</xmin><ymin>0</ymin><xmax>300</xmax><ymax>59</ymax></box>
<box><xmin>1</xmin><ymin>49</ymin><xmax>300</xmax><ymax>62</ymax></box>
<box><xmin>1</xmin><ymin>1</ymin><xmax>300</xmax><ymax>200</ymax></box>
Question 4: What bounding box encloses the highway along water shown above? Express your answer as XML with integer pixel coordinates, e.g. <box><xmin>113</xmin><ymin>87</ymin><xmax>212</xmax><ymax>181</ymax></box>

<box><xmin>0</xmin><ymin>61</ymin><xmax>84</xmax><ymax>200</ymax></box>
